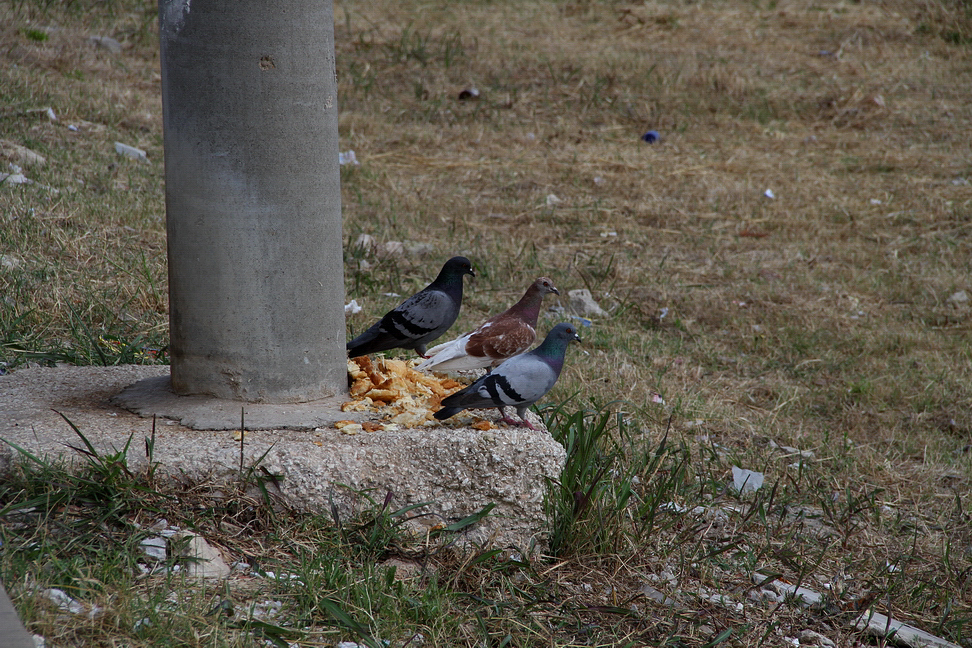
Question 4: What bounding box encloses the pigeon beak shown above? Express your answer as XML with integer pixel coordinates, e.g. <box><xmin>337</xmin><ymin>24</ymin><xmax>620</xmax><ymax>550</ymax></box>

<box><xmin>551</xmin><ymin>286</ymin><xmax>561</xmax><ymax>296</ymax></box>
<box><xmin>573</xmin><ymin>332</ymin><xmax>581</xmax><ymax>343</ymax></box>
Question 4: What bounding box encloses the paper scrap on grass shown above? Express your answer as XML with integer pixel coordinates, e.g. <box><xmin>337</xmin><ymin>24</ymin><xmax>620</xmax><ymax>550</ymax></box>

<box><xmin>731</xmin><ymin>466</ymin><xmax>764</xmax><ymax>494</ymax></box>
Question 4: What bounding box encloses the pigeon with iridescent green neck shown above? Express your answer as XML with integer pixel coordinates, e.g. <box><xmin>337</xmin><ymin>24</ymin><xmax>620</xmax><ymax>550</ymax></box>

<box><xmin>433</xmin><ymin>322</ymin><xmax>580</xmax><ymax>430</ymax></box>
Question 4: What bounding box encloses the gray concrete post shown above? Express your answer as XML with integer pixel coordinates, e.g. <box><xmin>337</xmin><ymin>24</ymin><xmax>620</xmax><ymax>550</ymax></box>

<box><xmin>0</xmin><ymin>583</ymin><xmax>34</xmax><ymax>648</ymax></box>
<box><xmin>158</xmin><ymin>0</ymin><xmax>346</xmax><ymax>402</ymax></box>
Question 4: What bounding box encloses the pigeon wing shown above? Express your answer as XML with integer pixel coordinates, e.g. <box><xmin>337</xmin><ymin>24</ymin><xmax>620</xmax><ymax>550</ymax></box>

<box><xmin>441</xmin><ymin>354</ymin><xmax>555</xmax><ymax>410</ymax></box>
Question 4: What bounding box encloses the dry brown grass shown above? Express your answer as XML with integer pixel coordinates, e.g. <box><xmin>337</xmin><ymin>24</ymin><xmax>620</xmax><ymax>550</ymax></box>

<box><xmin>3</xmin><ymin>0</ymin><xmax>972</xmax><ymax>645</ymax></box>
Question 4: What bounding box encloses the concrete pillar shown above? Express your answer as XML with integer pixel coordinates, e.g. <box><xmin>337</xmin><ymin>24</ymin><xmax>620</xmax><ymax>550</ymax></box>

<box><xmin>158</xmin><ymin>0</ymin><xmax>346</xmax><ymax>402</ymax></box>
<box><xmin>0</xmin><ymin>583</ymin><xmax>34</xmax><ymax>648</ymax></box>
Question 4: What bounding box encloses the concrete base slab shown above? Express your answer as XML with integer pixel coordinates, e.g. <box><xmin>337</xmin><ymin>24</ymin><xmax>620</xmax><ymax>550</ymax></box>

<box><xmin>112</xmin><ymin>374</ymin><xmax>363</xmax><ymax>430</ymax></box>
<box><xmin>0</xmin><ymin>366</ymin><xmax>566</xmax><ymax>548</ymax></box>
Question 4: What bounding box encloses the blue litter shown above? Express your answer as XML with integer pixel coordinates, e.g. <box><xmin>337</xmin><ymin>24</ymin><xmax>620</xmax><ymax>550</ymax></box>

<box><xmin>641</xmin><ymin>130</ymin><xmax>660</xmax><ymax>144</ymax></box>
<box><xmin>570</xmin><ymin>316</ymin><xmax>593</xmax><ymax>327</ymax></box>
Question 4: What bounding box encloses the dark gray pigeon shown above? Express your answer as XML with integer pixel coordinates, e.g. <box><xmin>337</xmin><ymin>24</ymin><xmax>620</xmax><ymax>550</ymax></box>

<box><xmin>434</xmin><ymin>322</ymin><xmax>581</xmax><ymax>430</ymax></box>
<box><xmin>347</xmin><ymin>256</ymin><xmax>475</xmax><ymax>358</ymax></box>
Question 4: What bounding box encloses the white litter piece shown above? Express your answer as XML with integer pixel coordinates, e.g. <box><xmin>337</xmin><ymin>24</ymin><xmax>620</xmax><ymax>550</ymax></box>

<box><xmin>545</xmin><ymin>193</ymin><xmax>562</xmax><ymax>206</ymax></box>
<box><xmin>764</xmin><ymin>189</ymin><xmax>775</xmax><ymax>199</ymax></box>
<box><xmin>0</xmin><ymin>173</ymin><xmax>31</xmax><ymax>185</ymax></box>
<box><xmin>947</xmin><ymin>290</ymin><xmax>968</xmax><ymax>304</ymax></box>
<box><xmin>114</xmin><ymin>142</ymin><xmax>148</xmax><ymax>161</ymax></box>
<box><xmin>344</xmin><ymin>299</ymin><xmax>362</xmax><ymax>315</ymax></box>
<box><xmin>339</xmin><ymin>150</ymin><xmax>359</xmax><ymax>166</ymax></box>
<box><xmin>43</xmin><ymin>588</ymin><xmax>84</xmax><ymax>615</ymax></box>
<box><xmin>140</xmin><ymin>536</ymin><xmax>167</xmax><ymax>561</ymax></box>
<box><xmin>854</xmin><ymin>610</ymin><xmax>962</xmax><ymax>648</ymax></box>
<box><xmin>89</xmin><ymin>36</ymin><xmax>122</xmax><ymax>53</ymax></box>
<box><xmin>731</xmin><ymin>466</ymin><xmax>764</xmax><ymax>494</ymax></box>
<box><xmin>752</xmin><ymin>573</ymin><xmax>821</xmax><ymax>607</ymax></box>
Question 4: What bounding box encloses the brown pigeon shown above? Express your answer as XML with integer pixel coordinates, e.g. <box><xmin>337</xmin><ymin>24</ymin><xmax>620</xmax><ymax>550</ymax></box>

<box><xmin>416</xmin><ymin>277</ymin><xmax>559</xmax><ymax>372</ymax></box>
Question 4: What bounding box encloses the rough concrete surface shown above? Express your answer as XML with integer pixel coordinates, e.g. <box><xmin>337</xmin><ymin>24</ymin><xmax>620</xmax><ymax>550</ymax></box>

<box><xmin>113</xmin><ymin>374</ymin><xmax>364</xmax><ymax>430</ymax></box>
<box><xmin>0</xmin><ymin>366</ymin><xmax>566</xmax><ymax>548</ymax></box>
<box><xmin>0</xmin><ymin>582</ymin><xmax>34</xmax><ymax>648</ymax></box>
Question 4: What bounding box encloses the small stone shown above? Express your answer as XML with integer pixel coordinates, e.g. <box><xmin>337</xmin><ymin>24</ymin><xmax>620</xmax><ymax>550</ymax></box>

<box><xmin>640</xmin><ymin>584</ymin><xmax>677</xmax><ymax>606</ymax></box>
<box><xmin>0</xmin><ymin>173</ymin><xmax>32</xmax><ymax>185</ymax></box>
<box><xmin>947</xmin><ymin>290</ymin><xmax>968</xmax><ymax>304</ymax></box>
<box><xmin>568</xmin><ymin>288</ymin><xmax>609</xmax><ymax>318</ymax></box>
<box><xmin>799</xmin><ymin>629</ymin><xmax>836</xmax><ymax>648</ymax></box>
<box><xmin>748</xmin><ymin>588</ymin><xmax>783</xmax><ymax>604</ymax></box>
<box><xmin>0</xmin><ymin>139</ymin><xmax>47</xmax><ymax>167</ymax></box>
<box><xmin>140</xmin><ymin>536</ymin><xmax>167</xmax><ymax>561</ymax></box>
<box><xmin>764</xmin><ymin>189</ymin><xmax>775</xmax><ymax>199</ymax></box>
<box><xmin>0</xmin><ymin>254</ymin><xmax>22</xmax><ymax>269</ymax></box>
<box><xmin>89</xmin><ymin>36</ymin><xmax>122</xmax><ymax>53</ymax></box>
<box><xmin>178</xmin><ymin>533</ymin><xmax>230</xmax><ymax>579</ymax></box>
<box><xmin>381</xmin><ymin>558</ymin><xmax>422</xmax><ymax>581</ymax></box>
<box><xmin>545</xmin><ymin>193</ymin><xmax>562</xmax><ymax>206</ymax></box>
<box><xmin>403</xmin><ymin>241</ymin><xmax>436</xmax><ymax>255</ymax></box>
<box><xmin>114</xmin><ymin>142</ymin><xmax>147</xmax><ymax>161</ymax></box>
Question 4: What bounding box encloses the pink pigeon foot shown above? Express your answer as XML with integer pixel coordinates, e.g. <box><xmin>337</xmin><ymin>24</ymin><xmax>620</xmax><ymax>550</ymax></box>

<box><xmin>500</xmin><ymin>413</ymin><xmax>537</xmax><ymax>430</ymax></box>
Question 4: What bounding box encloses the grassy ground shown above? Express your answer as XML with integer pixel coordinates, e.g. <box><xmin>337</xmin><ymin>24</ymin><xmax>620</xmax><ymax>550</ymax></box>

<box><xmin>2</xmin><ymin>0</ymin><xmax>972</xmax><ymax>646</ymax></box>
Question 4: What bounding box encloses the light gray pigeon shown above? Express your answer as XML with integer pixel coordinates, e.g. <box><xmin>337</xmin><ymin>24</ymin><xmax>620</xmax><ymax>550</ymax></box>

<box><xmin>433</xmin><ymin>322</ymin><xmax>580</xmax><ymax>430</ymax></box>
<box><xmin>417</xmin><ymin>277</ymin><xmax>560</xmax><ymax>373</ymax></box>
<box><xmin>347</xmin><ymin>256</ymin><xmax>475</xmax><ymax>358</ymax></box>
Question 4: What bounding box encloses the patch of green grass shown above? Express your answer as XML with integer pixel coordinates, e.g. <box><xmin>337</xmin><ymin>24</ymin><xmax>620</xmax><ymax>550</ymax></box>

<box><xmin>22</xmin><ymin>27</ymin><xmax>48</xmax><ymax>42</ymax></box>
